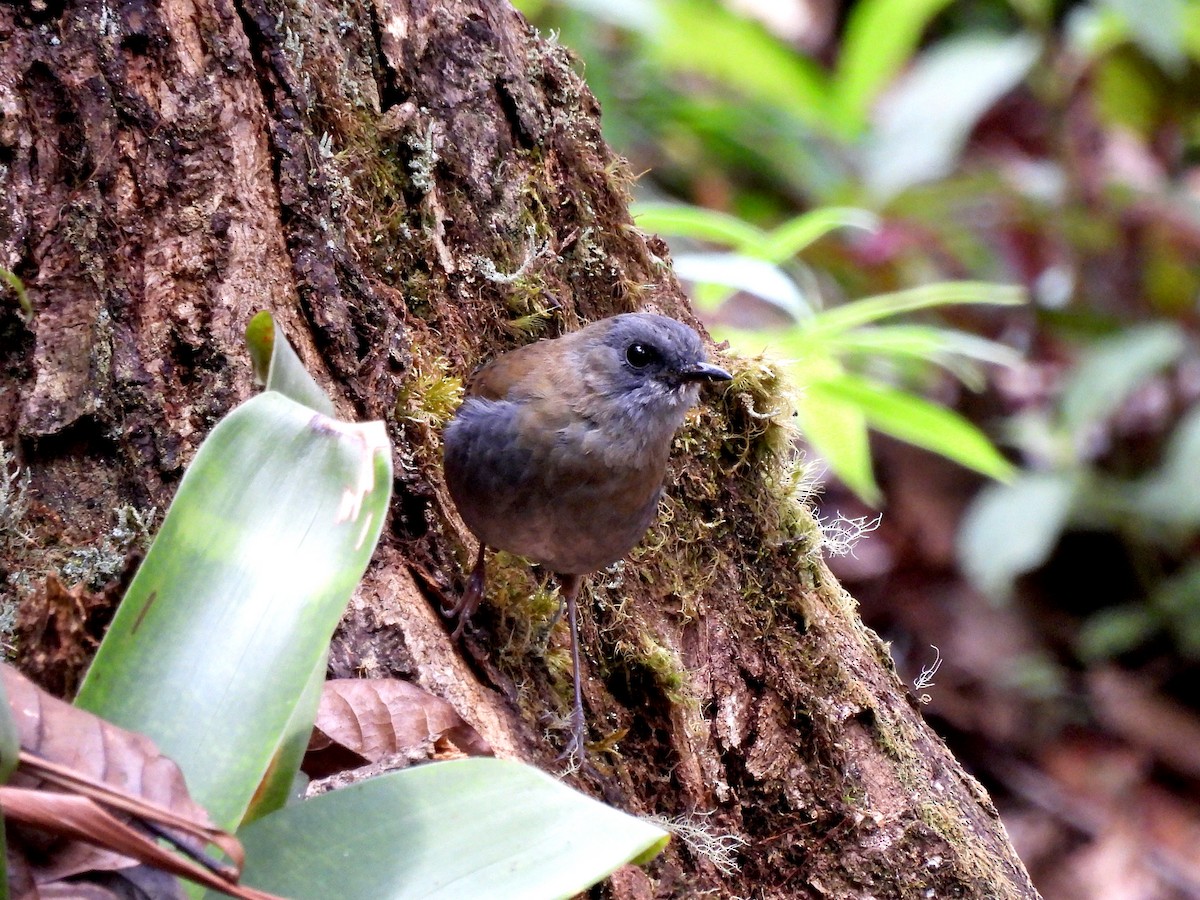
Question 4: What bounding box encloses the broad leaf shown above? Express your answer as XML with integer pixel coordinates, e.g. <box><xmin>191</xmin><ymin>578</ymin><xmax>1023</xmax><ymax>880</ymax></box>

<box><xmin>862</xmin><ymin>34</ymin><xmax>1040</xmax><ymax>199</ymax></box>
<box><xmin>75</xmin><ymin>392</ymin><xmax>391</xmax><ymax>829</ymax></box>
<box><xmin>220</xmin><ymin>759</ymin><xmax>669</xmax><ymax>900</ymax></box>
<box><xmin>1061</xmin><ymin>323</ymin><xmax>1186</xmax><ymax>440</ymax></box>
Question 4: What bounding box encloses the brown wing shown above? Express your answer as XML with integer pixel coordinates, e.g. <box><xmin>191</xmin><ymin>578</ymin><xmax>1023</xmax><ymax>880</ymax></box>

<box><xmin>465</xmin><ymin>330</ymin><xmax>586</xmax><ymax>401</ymax></box>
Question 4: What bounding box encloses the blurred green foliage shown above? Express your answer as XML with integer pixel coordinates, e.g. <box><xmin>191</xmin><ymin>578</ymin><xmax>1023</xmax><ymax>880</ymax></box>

<box><xmin>516</xmin><ymin>0</ymin><xmax>1200</xmax><ymax>666</ymax></box>
<box><xmin>635</xmin><ymin>202</ymin><xmax>1021</xmax><ymax>500</ymax></box>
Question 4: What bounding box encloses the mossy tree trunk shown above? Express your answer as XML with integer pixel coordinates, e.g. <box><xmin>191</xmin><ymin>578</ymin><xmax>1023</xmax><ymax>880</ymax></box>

<box><xmin>0</xmin><ymin>0</ymin><xmax>1039</xmax><ymax>896</ymax></box>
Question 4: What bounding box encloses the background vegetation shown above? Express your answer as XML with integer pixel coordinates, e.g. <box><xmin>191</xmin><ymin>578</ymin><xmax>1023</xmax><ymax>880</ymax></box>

<box><xmin>512</xmin><ymin>0</ymin><xmax>1200</xmax><ymax>895</ymax></box>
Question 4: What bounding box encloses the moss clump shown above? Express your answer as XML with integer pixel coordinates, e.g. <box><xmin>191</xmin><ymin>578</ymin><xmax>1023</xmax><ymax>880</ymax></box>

<box><xmin>615</xmin><ymin>632</ymin><xmax>689</xmax><ymax>705</ymax></box>
<box><xmin>392</xmin><ymin>355</ymin><xmax>463</xmax><ymax>430</ymax></box>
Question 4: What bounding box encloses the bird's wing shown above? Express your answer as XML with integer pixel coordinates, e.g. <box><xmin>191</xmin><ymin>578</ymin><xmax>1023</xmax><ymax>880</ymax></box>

<box><xmin>465</xmin><ymin>331</ymin><xmax>586</xmax><ymax>400</ymax></box>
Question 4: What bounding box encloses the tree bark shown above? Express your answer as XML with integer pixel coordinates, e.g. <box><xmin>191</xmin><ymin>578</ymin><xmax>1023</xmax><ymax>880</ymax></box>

<box><xmin>0</xmin><ymin>0</ymin><xmax>1040</xmax><ymax>896</ymax></box>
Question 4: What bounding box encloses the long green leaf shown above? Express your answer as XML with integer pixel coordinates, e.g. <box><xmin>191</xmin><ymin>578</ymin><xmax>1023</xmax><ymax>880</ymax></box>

<box><xmin>831</xmin><ymin>0</ymin><xmax>958</xmax><ymax>135</ymax></box>
<box><xmin>219</xmin><ymin>759</ymin><xmax>669</xmax><ymax>900</ymax></box>
<box><xmin>75</xmin><ymin>392</ymin><xmax>391</xmax><ymax>829</ymax></box>
<box><xmin>655</xmin><ymin>0</ymin><xmax>832</xmax><ymax>132</ymax></box>
<box><xmin>632</xmin><ymin>203</ymin><xmax>767</xmax><ymax>249</ymax></box>
<box><xmin>758</xmin><ymin>207</ymin><xmax>880</xmax><ymax>263</ymax></box>
<box><xmin>804</xmin><ymin>282</ymin><xmax>1026</xmax><ymax>336</ymax></box>
<box><xmin>0</xmin><ymin>267</ymin><xmax>32</xmax><ymax>323</ymax></box>
<box><xmin>811</xmin><ymin>374</ymin><xmax>1015</xmax><ymax>480</ymax></box>
<box><xmin>827</xmin><ymin>324</ymin><xmax>1022</xmax><ymax>368</ymax></box>
<box><xmin>795</xmin><ymin>386</ymin><xmax>878</xmax><ymax>504</ymax></box>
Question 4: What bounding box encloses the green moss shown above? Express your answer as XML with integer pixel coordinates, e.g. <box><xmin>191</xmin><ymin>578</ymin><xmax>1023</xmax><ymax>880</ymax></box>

<box><xmin>392</xmin><ymin>355</ymin><xmax>463</xmax><ymax>429</ymax></box>
<box><xmin>619</xmin><ymin>632</ymin><xmax>689</xmax><ymax>704</ymax></box>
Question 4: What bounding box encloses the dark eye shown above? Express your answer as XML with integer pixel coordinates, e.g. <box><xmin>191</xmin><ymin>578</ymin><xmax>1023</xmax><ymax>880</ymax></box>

<box><xmin>625</xmin><ymin>342</ymin><xmax>659</xmax><ymax>369</ymax></box>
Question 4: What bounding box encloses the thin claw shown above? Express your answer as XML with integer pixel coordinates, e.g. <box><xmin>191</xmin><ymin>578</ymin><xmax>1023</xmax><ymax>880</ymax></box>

<box><xmin>553</xmin><ymin>575</ymin><xmax>587</xmax><ymax>766</ymax></box>
<box><xmin>450</xmin><ymin>545</ymin><xmax>487</xmax><ymax>639</ymax></box>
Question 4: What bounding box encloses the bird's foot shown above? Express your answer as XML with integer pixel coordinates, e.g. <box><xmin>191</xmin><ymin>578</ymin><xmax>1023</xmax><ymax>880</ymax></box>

<box><xmin>555</xmin><ymin>705</ymin><xmax>588</xmax><ymax>772</ymax></box>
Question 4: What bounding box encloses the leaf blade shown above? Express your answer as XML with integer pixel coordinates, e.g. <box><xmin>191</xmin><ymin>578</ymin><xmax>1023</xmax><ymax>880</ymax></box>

<box><xmin>76</xmin><ymin>392</ymin><xmax>392</xmax><ymax>830</ymax></box>
<box><xmin>222</xmin><ymin>759</ymin><xmax>669</xmax><ymax>900</ymax></box>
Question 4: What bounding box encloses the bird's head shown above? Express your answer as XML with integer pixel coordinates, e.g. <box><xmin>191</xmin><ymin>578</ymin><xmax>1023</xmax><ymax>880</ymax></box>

<box><xmin>578</xmin><ymin>313</ymin><xmax>732</xmax><ymax>425</ymax></box>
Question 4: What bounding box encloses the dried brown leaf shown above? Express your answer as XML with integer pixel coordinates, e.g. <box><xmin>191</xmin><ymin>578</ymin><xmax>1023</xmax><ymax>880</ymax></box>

<box><xmin>3</xmin><ymin>665</ymin><xmax>214</xmax><ymax>880</ymax></box>
<box><xmin>1</xmin><ymin>665</ymin><xmax>280</xmax><ymax>899</ymax></box>
<box><xmin>304</xmin><ymin>678</ymin><xmax>490</xmax><ymax>778</ymax></box>
<box><xmin>0</xmin><ymin>788</ymin><xmax>279</xmax><ymax>900</ymax></box>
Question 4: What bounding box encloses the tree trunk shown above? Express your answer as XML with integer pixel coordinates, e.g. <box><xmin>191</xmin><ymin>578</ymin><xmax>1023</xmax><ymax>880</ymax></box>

<box><xmin>0</xmin><ymin>0</ymin><xmax>1040</xmax><ymax>896</ymax></box>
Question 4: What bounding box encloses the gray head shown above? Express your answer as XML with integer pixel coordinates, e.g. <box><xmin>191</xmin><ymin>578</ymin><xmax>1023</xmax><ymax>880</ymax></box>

<box><xmin>577</xmin><ymin>312</ymin><xmax>732</xmax><ymax>425</ymax></box>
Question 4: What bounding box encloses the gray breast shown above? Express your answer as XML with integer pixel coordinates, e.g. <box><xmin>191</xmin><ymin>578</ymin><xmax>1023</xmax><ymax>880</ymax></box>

<box><xmin>443</xmin><ymin>397</ymin><xmax>669</xmax><ymax>574</ymax></box>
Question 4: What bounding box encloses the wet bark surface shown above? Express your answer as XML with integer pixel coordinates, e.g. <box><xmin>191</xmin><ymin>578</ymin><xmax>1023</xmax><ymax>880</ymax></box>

<box><xmin>0</xmin><ymin>0</ymin><xmax>1039</xmax><ymax>895</ymax></box>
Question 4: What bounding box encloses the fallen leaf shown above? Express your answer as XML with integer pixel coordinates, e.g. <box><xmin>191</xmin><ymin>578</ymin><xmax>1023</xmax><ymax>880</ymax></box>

<box><xmin>304</xmin><ymin>678</ymin><xmax>490</xmax><ymax>779</ymax></box>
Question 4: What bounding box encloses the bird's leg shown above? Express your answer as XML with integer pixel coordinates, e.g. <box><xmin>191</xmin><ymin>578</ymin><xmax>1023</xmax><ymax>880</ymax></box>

<box><xmin>450</xmin><ymin>544</ymin><xmax>487</xmax><ymax>639</ymax></box>
<box><xmin>555</xmin><ymin>574</ymin><xmax>588</xmax><ymax>766</ymax></box>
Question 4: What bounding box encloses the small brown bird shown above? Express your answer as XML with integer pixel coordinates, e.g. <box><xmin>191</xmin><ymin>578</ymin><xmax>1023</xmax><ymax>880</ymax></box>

<box><xmin>443</xmin><ymin>312</ymin><xmax>731</xmax><ymax>760</ymax></box>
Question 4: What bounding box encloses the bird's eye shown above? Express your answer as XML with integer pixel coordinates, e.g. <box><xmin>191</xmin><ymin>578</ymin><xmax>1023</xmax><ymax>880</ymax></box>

<box><xmin>625</xmin><ymin>342</ymin><xmax>659</xmax><ymax>369</ymax></box>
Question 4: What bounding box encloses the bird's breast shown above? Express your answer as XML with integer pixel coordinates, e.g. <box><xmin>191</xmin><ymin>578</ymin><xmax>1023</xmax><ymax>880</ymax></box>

<box><xmin>443</xmin><ymin>396</ymin><xmax>673</xmax><ymax>575</ymax></box>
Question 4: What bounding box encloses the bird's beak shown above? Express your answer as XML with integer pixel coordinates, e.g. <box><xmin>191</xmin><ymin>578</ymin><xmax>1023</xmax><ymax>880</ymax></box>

<box><xmin>676</xmin><ymin>361</ymin><xmax>733</xmax><ymax>383</ymax></box>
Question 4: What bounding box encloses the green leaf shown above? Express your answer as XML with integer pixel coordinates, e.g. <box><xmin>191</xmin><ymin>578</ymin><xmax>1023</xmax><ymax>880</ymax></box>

<box><xmin>825</xmin><ymin>324</ymin><xmax>1022</xmax><ymax>367</ymax></box>
<box><xmin>1078</xmin><ymin>604</ymin><xmax>1159</xmax><ymax>661</ymax></box>
<box><xmin>831</xmin><ymin>0</ymin><xmax>958</xmax><ymax>135</ymax></box>
<box><xmin>0</xmin><ymin>267</ymin><xmax>33</xmax><ymax>324</ymax></box>
<box><xmin>803</xmin><ymin>282</ymin><xmax>1026</xmax><ymax>336</ymax></box>
<box><xmin>242</xmin><ymin>654</ymin><xmax>328</xmax><ymax>824</ymax></box>
<box><xmin>632</xmin><ymin>203</ymin><xmax>766</xmax><ymax>250</ymax></box>
<box><xmin>758</xmin><ymin>207</ymin><xmax>880</xmax><ymax>263</ymax></box>
<box><xmin>796</xmin><ymin>385</ymin><xmax>878</xmax><ymax>504</ymax></box>
<box><xmin>75</xmin><ymin>392</ymin><xmax>392</xmax><ymax>829</ymax></box>
<box><xmin>957</xmin><ymin>472</ymin><xmax>1078</xmax><ymax>600</ymax></box>
<box><xmin>1152</xmin><ymin>561</ymin><xmax>1200</xmax><ymax>659</ymax></box>
<box><xmin>0</xmin><ymin>668</ymin><xmax>16</xmax><ymax>785</ymax></box>
<box><xmin>220</xmin><ymin>759</ymin><xmax>669</xmax><ymax>900</ymax></box>
<box><xmin>633</xmin><ymin>203</ymin><xmax>878</xmax><ymax>265</ymax></box>
<box><xmin>1061</xmin><ymin>323</ymin><xmax>1186</xmax><ymax>439</ymax></box>
<box><xmin>769</xmin><ymin>322</ymin><xmax>1022</xmax><ymax>390</ymax></box>
<box><xmin>862</xmin><ymin>34</ymin><xmax>1040</xmax><ymax>199</ymax></box>
<box><xmin>829</xmin><ymin>325</ymin><xmax>1022</xmax><ymax>390</ymax></box>
<box><xmin>246</xmin><ymin>310</ymin><xmax>336</xmax><ymax>416</ymax></box>
<box><xmin>1134</xmin><ymin>405</ymin><xmax>1200</xmax><ymax>527</ymax></box>
<box><xmin>672</xmin><ymin>253</ymin><xmax>811</xmax><ymax>318</ymax></box>
<box><xmin>655</xmin><ymin>0</ymin><xmax>832</xmax><ymax>133</ymax></box>
<box><xmin>813</xmin><ymin>374</ymin><xmax>1015</xmax><ymax>481</ymax></box>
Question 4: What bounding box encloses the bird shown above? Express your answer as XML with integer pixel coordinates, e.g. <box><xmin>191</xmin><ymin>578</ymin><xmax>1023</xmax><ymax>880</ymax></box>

<box><xmin>442</xmin><ymin>312</ymin><xmax>732</xmax><ymax>762</ymax></box>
